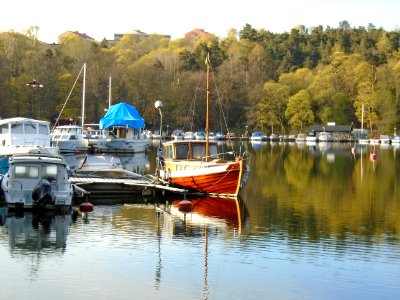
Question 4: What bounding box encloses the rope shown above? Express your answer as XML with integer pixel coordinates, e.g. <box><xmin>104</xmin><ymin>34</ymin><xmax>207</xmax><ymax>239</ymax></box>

<box><xmin>210</xmin><ymin>65</ymin><xmax>236</xmax><ymax>153</ymax></box>
<box><xmin>52</xmin><ymin>64</ymin><xmax>85</xmax><ymax>131</ymax></box>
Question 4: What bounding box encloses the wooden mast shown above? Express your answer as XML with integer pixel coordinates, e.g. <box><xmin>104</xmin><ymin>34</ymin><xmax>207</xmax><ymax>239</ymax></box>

<box><xmin>205</xmin><ymin>53</ymin><xmax>211</xmax><ymax>161</ymax></box>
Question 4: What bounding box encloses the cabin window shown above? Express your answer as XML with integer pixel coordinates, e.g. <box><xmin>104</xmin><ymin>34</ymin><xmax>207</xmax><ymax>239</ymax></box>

<box><xmin>69</xmin><ymin>135</ymin><xmax>78</xmax><ymax>140</ymax></box>
<box><xmin>0</xmin><ymin>124</ymin><xmax>9</xmax><ymax>134</ymax></box>
<box><xmin>25</xmin><ymin>123</ymin><xmax>37</xmax><ymax>134</ymax></box>
<box><xmin>163</xmin><ymin>145</ymin><xmax>173</xmax><ymax>159</ymax></box>
<box><xmin>11</xmin><ymin>124</ymin><xmax>24</xmax><ymax>134</ymax></box>
<box><xmin>15</xmin><ymin>166</ymin><xmax>39</xmax><ymax>178</ymax></box>
<box><xmin>39</xmin><ymin>124</ymin><xmax>49</xmax><ymax>135</ymax></box>
<box><xmin>43</xmin><ymin>165</ymin><xmax>57</xmax><ymax>181</ymax></box>
<box><xmin>175</xmin><ymin>143</ymin><xmax>189</xmax><ymax>159</ymax></box>
<box><xmin>192</xmin><ymin>144</ymin><xmax>206</xmax><ymax>159</ymax></box>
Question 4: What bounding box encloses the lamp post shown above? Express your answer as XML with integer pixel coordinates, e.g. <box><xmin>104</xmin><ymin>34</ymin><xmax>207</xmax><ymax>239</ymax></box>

<box><xmin>154</xmin><ymin>100</ymin><xmax>163</xmax><ymax>178</ymax></box>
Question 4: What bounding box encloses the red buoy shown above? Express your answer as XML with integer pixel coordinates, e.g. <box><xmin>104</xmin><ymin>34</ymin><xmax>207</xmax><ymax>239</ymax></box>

<box><xmin>178</xmin><ymin>200</ymin><xmax>192</xmax><ymax>213</ymax></box>
<box><xmin>80</xmin><ymin>202</ymin><xmax>94</xmax><ymax>213</ymax></box>
<box><xmin>370</xmin><ymin>153</ymin><xmax>377</xmax><ymax>162</ymax></box>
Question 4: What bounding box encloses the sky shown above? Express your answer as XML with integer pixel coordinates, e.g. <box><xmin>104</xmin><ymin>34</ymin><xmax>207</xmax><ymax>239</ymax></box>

<box><xmin>1</xmin><ymin>0</ymin><xmax>399</xmax><ymax>43</ymax></box>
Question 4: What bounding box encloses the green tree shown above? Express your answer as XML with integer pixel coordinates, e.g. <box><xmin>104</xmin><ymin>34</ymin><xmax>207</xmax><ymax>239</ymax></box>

<box><xmin>285</xmin><ymin>89</ymin><xmax>314</xmax><ymax>131</ymax></box>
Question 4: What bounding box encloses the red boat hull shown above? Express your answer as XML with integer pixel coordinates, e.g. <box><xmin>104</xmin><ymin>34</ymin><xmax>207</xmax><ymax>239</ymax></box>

<box><xmin>167</xmin><ymin>161</ymin><xmax>243</xmax><ymax>196</ymax></box>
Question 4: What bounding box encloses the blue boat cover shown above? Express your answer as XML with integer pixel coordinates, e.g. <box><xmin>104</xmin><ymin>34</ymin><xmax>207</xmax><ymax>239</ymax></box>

<box><xmin>99</xmin><ymin>102</ymin><xmax>145</xmax><ymax>130</ymax></box>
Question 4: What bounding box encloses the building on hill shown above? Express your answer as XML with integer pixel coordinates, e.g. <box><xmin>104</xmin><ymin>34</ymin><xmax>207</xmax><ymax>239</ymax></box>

<box><xmin>113</xmin><ymin>29</ymin><xmax>171</xmax><ymax>42</ymax></box>
<box><xmin>184</xmin><ymin>28</ymin><xmax>210</xmax><ymax>42</ymax></box>
<box><xmin>58</xmin><ymin>31</ymin><xmax>94</xmax><ymax>43</ymax></box>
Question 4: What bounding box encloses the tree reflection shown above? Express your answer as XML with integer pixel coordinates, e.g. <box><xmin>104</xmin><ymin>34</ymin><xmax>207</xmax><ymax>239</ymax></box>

<box><xmin>242</xmin><ymin>143</ymin><xmax>400</xmax><ymax>244</ymax></box>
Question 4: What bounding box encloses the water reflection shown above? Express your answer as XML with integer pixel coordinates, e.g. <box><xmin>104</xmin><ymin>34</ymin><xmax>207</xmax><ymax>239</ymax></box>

<box><xmin>1</xmin><ymin>212</ymin><xmax>73</xmax><ymax>250</ymax></box>
<box><xmin>159</xmin><ymin>196</ymin><xmax>248</xmax><ymax>237</ymax></box>
<box><xmin>242</xmin><ymin>142</ymin><xmax>400</xmax><ymax>247</ymax></box>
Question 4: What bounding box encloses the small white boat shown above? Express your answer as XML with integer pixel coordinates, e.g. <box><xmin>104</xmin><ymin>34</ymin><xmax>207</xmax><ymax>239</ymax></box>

<box><xmin>215</xmin><ymin>132</ymin><xmax>225</xmax><ymax>140</ymax></box>
<box><xmin>0</xmin><ymin>151</ymin><xmax>74</xmax><ymax>211</ymax></box>
<box><xmin>83</xmin><ymin>127</ymin><xmax>105</xmax><ymax>146</ymax></box>
<box><xmin>306</xmin><ymin>131</ymin><xmax>318</xmax><ymax>142</ymax></box>
<box><xmin>296</xmin><ymin>133</ymin><xmax>306</xmax><ymax>142</ymax></box>
<box><xmin>184</xmin><ymin>131</ymin><xmax>195</xmax><ymax>140</ymax></box>
<box><xmin>75</xmin><ymin>155</ymin><xmax>141</xmax><ymax>178</ymax></box>
<box><xmin>195</xmin><ymin>131</ymin><xmax>206</xmax><ymax>140</ymax></box>
<box><xmin>172</xmin><ymin>130</ymin><xmax>184</xmax><ymax>140</ymax></box>
<box><xmin>51</xmin><ymin>125</ymin><xmax>88</xmax><ymax>153</ymax></box>
<box><xmin>392</xmin><ymin>136</ymin><xmax>400</xmax><ymax>144</ymax></box>
<box><xmin>380</xmin><ymin>135</ymin><xmax>391</xmax><ymax>144</ymax></box>
<box><xmin>318</xmin><ymin>131</ymin><xmax>332</xmax><ymax>142</ymax></box>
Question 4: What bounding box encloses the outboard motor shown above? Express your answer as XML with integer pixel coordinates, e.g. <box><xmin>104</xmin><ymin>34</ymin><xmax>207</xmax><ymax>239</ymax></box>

<box><xmin>32</xmin><ymin>179</ymin><xmax>54</xmax><ymax>210</ymax></box>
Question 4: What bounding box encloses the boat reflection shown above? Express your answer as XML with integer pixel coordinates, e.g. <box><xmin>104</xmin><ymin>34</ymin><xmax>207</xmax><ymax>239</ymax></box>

<box><xmin>116</xmin><ymin>152</ymin><xmax>149</xmax><ymax>175</ymax></box>
<box><xmin>160</xmin><ymin>196</ymin><xmax>248</xmax><ymax>237</ymax></box>
<box><xmin>1</xmin><ymin>211</ymin><xmax>73</xmax><ymax>250</ymax></box>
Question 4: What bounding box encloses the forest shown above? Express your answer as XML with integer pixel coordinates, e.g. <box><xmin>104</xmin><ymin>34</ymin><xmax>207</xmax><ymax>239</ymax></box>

<box><xmin>0</xmin><ymin>21</ymin><xmax>399</xmax><ymax>136</ymax></box>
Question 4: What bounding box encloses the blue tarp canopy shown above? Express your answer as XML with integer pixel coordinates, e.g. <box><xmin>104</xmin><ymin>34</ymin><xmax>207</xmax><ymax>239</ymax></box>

<box><xmin>99</xmin><ymin>102</ymin><xmax>145</xmax><ymax>130</ymax></box>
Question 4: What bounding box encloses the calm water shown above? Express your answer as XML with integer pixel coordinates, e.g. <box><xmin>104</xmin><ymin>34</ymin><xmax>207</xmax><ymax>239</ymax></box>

<box><xmin>1</xmin><ymin>141</ymin><xmax>399</xmax><ymax>300</ymax></box>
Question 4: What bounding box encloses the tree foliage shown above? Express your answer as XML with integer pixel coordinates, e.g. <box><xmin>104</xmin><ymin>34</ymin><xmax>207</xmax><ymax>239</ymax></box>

<box><xmin>0</xmin><ymin>21</ymin><xmax>400</xmax><ymax>135</ymax></box>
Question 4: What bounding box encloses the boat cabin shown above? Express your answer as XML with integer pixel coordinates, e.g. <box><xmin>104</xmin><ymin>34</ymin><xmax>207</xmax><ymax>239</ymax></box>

<box><xmin>0</xmin><ymin>117</ymin><xmax>51</xmax><ymax>147</ymax></box>
<box><xmin>163</xmin><ymin>140</ymin><xmax>220</xmax><ymax>161</ymax></box>
<box><xmin>51</xmin><ymin>125</ymin><xmax>83</xmax><ymax>140</ymax></box>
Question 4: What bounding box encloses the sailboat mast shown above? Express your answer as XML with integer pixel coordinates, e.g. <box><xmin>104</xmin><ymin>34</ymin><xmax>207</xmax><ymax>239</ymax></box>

<box><xmin>108</xmin><ymin>74</ymin><xmax>112</xmax><ymax>108</ymax></box>
<box><xmin>205</xmin><ymin>54</ymin><xmax>210</xmax><ymax>161</ymax></box>
<box><xmin>81</xmin><ymin>62</ymin><xmax>86</xmax><ymax>128</ymax></box>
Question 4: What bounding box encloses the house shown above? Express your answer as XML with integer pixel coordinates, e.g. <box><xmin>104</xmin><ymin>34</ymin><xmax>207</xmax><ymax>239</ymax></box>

<box><xmin>184</xmin><ymin>28</ymin><xmax>210</xmax><ymax>42</ymax></box>
<box><xmin>113</xmin><ymin>29</ymin><xmax>148</xmax><ymax>42</ymax></box>
<box><xmin>113</xmin><ymin>29</ymin><xmax>171</xmax><ymax>42</ymax></box>
<box><xmin>58</xmin><ymin>31</ymin><xmax>95</xmax><ymax>43</ymax></box>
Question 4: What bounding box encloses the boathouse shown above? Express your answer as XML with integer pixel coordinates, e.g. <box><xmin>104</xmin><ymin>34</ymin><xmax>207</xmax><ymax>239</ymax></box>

<box><xmin>309</xmin><ymin>123</ymin><xmax>353</xmax><ymax>141</ymax></box>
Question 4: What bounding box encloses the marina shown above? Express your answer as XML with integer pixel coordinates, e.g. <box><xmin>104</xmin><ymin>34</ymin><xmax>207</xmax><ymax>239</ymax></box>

<box><xmin>1</xmin><ymin>141</ymin><xmax>399</xmax><ymax>299</ymax></box>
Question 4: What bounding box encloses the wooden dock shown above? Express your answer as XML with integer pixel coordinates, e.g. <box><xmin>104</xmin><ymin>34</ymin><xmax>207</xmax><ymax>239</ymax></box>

<box><xmin>70</xmin><ymin>174</ymin><xmax>188</xmax><ymax>204</ymax></box>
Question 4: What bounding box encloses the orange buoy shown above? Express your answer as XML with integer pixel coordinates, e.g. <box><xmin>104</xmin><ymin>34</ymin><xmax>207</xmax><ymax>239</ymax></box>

<box><xmin>80</xmin><ymin>202</ymin><xmax>94</xmax><ymax>213</ymax></box>
<box><xmin>178</xmin><ymin>200</ymin><xmax>192</xmax><ymax>213</ymax></box>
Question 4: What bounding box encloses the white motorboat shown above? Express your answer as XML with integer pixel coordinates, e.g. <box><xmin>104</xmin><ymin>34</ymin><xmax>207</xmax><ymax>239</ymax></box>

<box><xmin>0</xmin><ymin>117</ymin><xmax>59</xmax><ymax>156</ymax></box>
<box><xmin>392</xmin><ymin>136</ymin><xmax>400</xmax><ymax>144</ymax></box>
<box><xmin>0</xmin><ymin>151</ymin><xmax>75</xmax><ymax>211</ymax></box>
<box><xmin>194</xmin><ymin>131</ymin><xmax>206</xmax><ymax>140</ymax></box>
<box><xmin>51</xmin><ymin>125</ymin><xmax>88</xmax><ymax>153</ymax></box>
<box><xmin>296</xmin><ymin>133</ymin><xmax>306</xmax><ymax>142</ymax></box>
<box><xmin>318</xmin><ymin>131</ymin><xmax>332</xmax><ymax>142</ymax></box>
<box><xmin>379</xmin><ymin>135</ymin><xmax>391</xmax><ymax>144</ymax></box>
<box><xmin>74</xmin><ymin>154</ymin><xmax>141</xmax><ymax>178</ymax></box>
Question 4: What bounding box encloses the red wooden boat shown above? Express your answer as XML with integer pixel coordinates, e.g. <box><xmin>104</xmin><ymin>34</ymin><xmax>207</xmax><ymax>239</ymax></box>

<box><xmin>158</xmin><ymin>54</ymin><xmax>247</xmax><ymax>197</ymax></box>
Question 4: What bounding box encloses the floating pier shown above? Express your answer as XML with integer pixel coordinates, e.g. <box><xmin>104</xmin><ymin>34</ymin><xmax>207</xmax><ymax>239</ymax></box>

<box><xmin>69</xmin><ymin>174</ymin><xmax>187</xmax><ymax>204</ymax></box>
